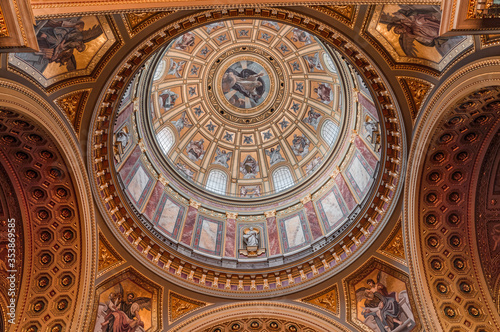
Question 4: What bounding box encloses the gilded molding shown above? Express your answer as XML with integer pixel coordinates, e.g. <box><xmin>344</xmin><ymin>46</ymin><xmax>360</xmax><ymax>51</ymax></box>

<box><xmin>397</xmin><ymin>76</ymin><xmax>434</xmax><ymax>124</ymax></box>
<box><xmin>97</xmin><ymin>230</ymin><xmax>125</xmax><ymax>277</ymax></box>
<box><xmin>54</xmin><ymin>88</ymin><xmax>91</xmax><ymax>134</ymax></box>
<box><xmin>377</xmin><ymin>216</ymin><xmax>407</xmax><ymax>265</ymax></box>
<box><xmin>168</xmin><ymin>290</ymin><xmax>210</xmax><ymax>324</ymax></box>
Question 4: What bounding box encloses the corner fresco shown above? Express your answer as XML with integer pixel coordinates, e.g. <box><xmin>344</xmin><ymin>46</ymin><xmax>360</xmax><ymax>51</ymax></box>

<box><xmin>345</xmin><ymin>258</ymin><xmax>419</xmax><ymax>332</ymax></box>
<box><xmin>9</xmin><ymin>16</ymin><xmax>117</xmax><ymax>88</ymax></box>
<box><xmin>364</xmin><ymin>5</ymin><xmax>473</xmax><ymax>72</ymax></box>
<box><xmin>92</xmin><ymin>268</ymin><xmax>162</xmax><ymax>332</ymax></box>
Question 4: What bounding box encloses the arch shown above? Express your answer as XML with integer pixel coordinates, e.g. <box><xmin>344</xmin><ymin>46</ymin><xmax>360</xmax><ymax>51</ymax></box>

<box><xmin>205</xmin><ymin>169</ymin><xmax>227</xmax><ymax>195</ymax></box>
<box><xmin>321</xmin><ymin>119</ymin><xmax>339</xmax><ymax>147</ymax></box>
<box><xmin>169</xmin><ymin>301</ymin><xmax>349</xmax><ymax>332</ymax></box>
<box><xmin>272</xmin><ymin>166</ymin><xmax>294</xmax><ymax>193</ymax></box>
<box><xmin>405</xmin><ymin>58</ymin><xmax>500</xmax><ymax>331</ymax></box>
<box><xmin>0</xmin><ymin>80</ymin><xmax>96</xmax><ymax>331</ymax></box>
<box><xmin>157</xmin><ymin>126</ymin><xmax>175</xmax><ymax>155</ymax></box>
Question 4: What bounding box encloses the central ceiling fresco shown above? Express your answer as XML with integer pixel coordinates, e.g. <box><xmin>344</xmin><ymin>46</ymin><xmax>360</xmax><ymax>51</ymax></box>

<box><xmin>146</xmin><ymin>19</ymin><xmax>352</xmax><ymax>199</ymax></box>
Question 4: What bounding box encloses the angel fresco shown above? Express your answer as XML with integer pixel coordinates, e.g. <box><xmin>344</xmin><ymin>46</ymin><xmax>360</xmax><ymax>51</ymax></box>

<box><xmin>222</xmin><ymin>61</ymin><xmax>268</xmax><ymax>109</ymax></box>
<box><xmin>380</xmin><ymin>5</ymin><xmax>459</xmax><ymax>57</ymax></box>
<box><xmin>186</xmin><ymin>139</ymin><xmax>205</xmax><ymax>161</ymax></box>
<box><xmin>355</xmin><ymin>271</ymin><xmax>415</xmax><ymax>332</ymax></box>
<box><xmin>159</xmin><ymin>89</ymin><xmax>178</xmax><ymax>111</ymax></box>
<box><xmin>171</xmin><ymin>111</ymin><xmax>192</xmax><ymax>133</ymax></box>
<box><xmin>213</xmin><ymin>148</ymin><xmax>232</xmax><ymax>168</ymax></box>
<box><xmin>314</xmin><ymin>83</ymin><xmax>334</xmax><ymax>104</ymax></box>
<box><xmin>19</xmin><ymin>17</ymin><xmax>103</xmax><ymax>73</ymax></box>
<box><xmin>240</xmin><ymin>155</ymin><xmax>259</xmax><ymax>179</ymax></box>
<box><xmin>174</xmin><ymin>32</ymin><xmax>195</xmax><ymax>51</ymax></box>
<box><xmin>265</xmin><ymin>145</ymin><xmax>286</xmax><ymax>166</ymax></box>
<box><xmin>291</xmin><ymin>134</ymin><xmax>310</xmax><ymax>158</ymax></box>
<box><xmin>303</xmin><ymin>108</ymin><xmax>323</xmax><ymax>130</ymax></box>
<box><xmin>94</xmin><ymin>283</ymin><xmax>151</xmax><ymax>332</ymax></box>
<box><xmin>291</xmin><ymin>28</ymin><xmax>312</xmax><ymax>45</ymax></box>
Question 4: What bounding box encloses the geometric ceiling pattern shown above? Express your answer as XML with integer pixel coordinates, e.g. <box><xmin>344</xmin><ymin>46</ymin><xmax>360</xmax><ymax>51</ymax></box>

<box><xmin>1</xmin><ymin>2</ymin><xmax>500</xmax><ymax>332</ymax></box>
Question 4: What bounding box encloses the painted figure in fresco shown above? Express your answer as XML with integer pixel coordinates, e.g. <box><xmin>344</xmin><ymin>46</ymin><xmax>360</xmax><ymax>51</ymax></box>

<box><xmin>222</xmin><ymin>64</ymin><xmax>266</xmax><ymax>107</ymax></box>
<box><xmin>175</xmin><ymin>163</ymin><xmax>194</xmax><ymax>180</ymax></box>
<box><xmin>213</xmin><ymin>148</ymin><xmax>232</xmax><ymax>168</ymax></box>
<box><xmin>303</xmin><ymin>53</ymin><xmax>323</xmax><ymax>72</ymax></box>
<box><xmin>113</xmin><ymin>127</ymin><xmax>130</xmax><ymax>163</ymax></box>
<box><xmin>158</xmin><ymin>89</ymin><xmax>178</xmax><ymax>111</ymax></box>
<box><xmin>380</xmin><ymin>5</ymin><xmax>455</xmax><ymax>57</ymax></box>
<box><xmin>291</xmin><ymin>134</ymin><xmax>310</xmax><ymax>158</ymax></box>
<box><xmin>266</xmin><ymin>145</ymin><xmax>286</xmax><ymax>166</ymax></box>
<box><xmin>204</xmin><ymin>22</ymin><xmax>225</xmax><ymax>33</ymax></box>
<box><xmin>240</xmin><ymin>155</ymin><xmax>259</xmax><ymax>179</ymax></box>
<box><xmin>291</xmin><ymin>28</ymin><xmax>312</xmax><ymax>45</ymax></box>
<box><xmin>96</xmin><ymin>283</ymin><xmax>151</xmax><ymax>332</ymax></box>
<box><xmin>171</xmin><ymin>111</ymin><xmax>192</xmax><ymax>133</ymax></box>
<box><xmin>186</xmin><ymin>139</ymin><xmax>205</xmax><ymax>161</ymax></box>
<box><xmin>166</xmin><ymin>59</ymin><xmax>186</xmax><ymax>78</ymax></box>
<box><xmin>303</xmin><ymin>108</ymin><xmax>323</xmax><ymax>130</ymax></box>
<box><xmin>243</xmin><ymin>227</ymin><xmax>259</xmax><ymax>247</ymax></box>
<box><xmin>305</xmin><ymin>156</ymin><xmax>322</xmax><ymax>176</ymax></box>
<box><xmin>364</xmin><ymin>119</ymin><xmax>380</xmax><ymax>145</ymax></box>
<box><xmin>355</xmin><ymin>271</ymin><xmax>414</xmax><ymax>332</ymax></box>
<box><xmin>174</xmin><ymin>32</ymin><xmax>195</xmax><ymax>51</ymax></box>
<box><xmin>314</xmin><ymin>83</ymin><xmax>334</xmax><ymax>104</ymax></box>
<box><xmin>23</xmin><ymin>17</ymin><xmax>104</xmax><ymax>73</ymax></box>
<box><xmin>262</xmin><ymin>20</ymin><xmax>281</xmax><ymax>30</ymax></box>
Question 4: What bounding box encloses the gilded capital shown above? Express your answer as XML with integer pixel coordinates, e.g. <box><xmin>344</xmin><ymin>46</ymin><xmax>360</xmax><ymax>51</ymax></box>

<box><xmin>300</xmin><ymin>194</ymin><xmax>312</xmax><ymax>205</ymax></box>
<box><xmin>226</xmin><ymin>212</ymin><xmax>238</xmax><ymax>219</ymax></box>
<box><xmin>264</xmin><ymin>210</ymin><xmax>276</xmax><ymax>218</ymax></box>
<box><xmin>189</xmin><ymin>199</ymin><xmax>202</xmax><ymax>209</ymax></box>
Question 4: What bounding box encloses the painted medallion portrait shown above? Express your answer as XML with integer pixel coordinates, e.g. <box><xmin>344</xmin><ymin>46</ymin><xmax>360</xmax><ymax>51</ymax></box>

<box><xmin>221</xmin><ymin>60</ymin><xmax>270</xmax><ymax>109</ymax></box>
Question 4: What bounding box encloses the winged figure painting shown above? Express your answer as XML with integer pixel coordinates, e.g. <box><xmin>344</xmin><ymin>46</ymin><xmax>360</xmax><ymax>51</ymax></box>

<box><xmin>94</xmin><ymin>282</ymin><xmax>152</xmax><ymax>332</ymax></box>
<box><xmin>355</xmin><ymin>271</ymin><xmax>415</xmax><ymax>332</ymax></box>
<box><xmin>27</xmin><ymin>17</ymin><xmax>104</xmax><ymax>72</ymax></box>
<box><xmin>379</xmin><ymin>5</ymin><xmax>455</xmax><ymax>57</ymax></box>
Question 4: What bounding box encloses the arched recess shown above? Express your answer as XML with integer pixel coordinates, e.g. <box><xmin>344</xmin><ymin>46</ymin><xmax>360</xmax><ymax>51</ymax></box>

<box><xmin>405</xmin><ymin>58</ymin><xmax>500</xmax><ymax>331</ymax></box>
<box><xmin>168</xmin><ymin>301</ymin><xmax>349</xmax><ymax>332</ymax></box>
<box><xmin>0</xmin><ymin>80</ymin><xmax>96</xmax><ymax>331</ymax></box>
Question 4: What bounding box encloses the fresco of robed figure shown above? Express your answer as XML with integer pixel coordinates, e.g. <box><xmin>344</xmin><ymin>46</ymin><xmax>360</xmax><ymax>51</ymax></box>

<box><xmin>221</xmin><ymin>60</ymin><xmax>270</xmax><ymax>109</ymax></box>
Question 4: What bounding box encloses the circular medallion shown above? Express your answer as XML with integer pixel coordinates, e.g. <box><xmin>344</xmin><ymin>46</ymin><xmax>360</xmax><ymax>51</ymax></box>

<box><xmin>221</xmin><ymin>59</ymin><xmax>269</xmax><ymax>109</ymax></box>
<box><xmin>207</xmin><ymin>46</ymin><xmax>285</xmax><ymax>125</ymax></box>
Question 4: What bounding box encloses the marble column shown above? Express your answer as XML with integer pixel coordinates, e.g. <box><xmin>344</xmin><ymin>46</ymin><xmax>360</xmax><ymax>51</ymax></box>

<box><xmin>180</xmin><ymin>199</ymin><xmax>201</xmax><ymax>246</ymax></box>
<box><xmin>265</xmin><ymin>210</ymin><xmax>281</xmax><ymax>256</ymax></box>
<box><xmin>301</xmin><ymin>194</ymin><xmax>323</xmax><ymax>239</ymax></box>
<box><xmin>224</xmin><ymin>212</ymin><xmax>237</xmax><ymax>257</ymax></box>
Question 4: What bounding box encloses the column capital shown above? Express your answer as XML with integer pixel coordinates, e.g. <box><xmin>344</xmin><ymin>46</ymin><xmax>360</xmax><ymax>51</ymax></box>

<box><xmin>300</xmin><ymin>194</ymin><xmax>312</xmax><ymax>205</ymax></box>
<box><xmin>189</xmin><ymin>199</ymin><xmax>201</xmax><ymax>209</ymax></box>
<box><xmin>264</xmin><ymin>210</ymin><xmax>276</xmax><ymax>218</ymax></box>
<box><xmin>226</xmin><ymin>212</ymin><xmax>238</xmax><ymax>219</ymax></box>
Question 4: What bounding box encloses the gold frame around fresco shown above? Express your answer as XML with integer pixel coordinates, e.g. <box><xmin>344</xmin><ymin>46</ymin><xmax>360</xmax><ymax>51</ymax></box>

<box><xmin>362</xmin><ymin>5</ymin><xmax>474</xmax><ymax>74</ymax></box>
<box><xmin>7</xmin><ymin>15</ymin><xmax>119</xmax><ymax>89</ymax></box>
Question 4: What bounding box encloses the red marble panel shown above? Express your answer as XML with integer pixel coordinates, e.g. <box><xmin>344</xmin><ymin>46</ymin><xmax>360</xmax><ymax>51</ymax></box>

<box><xmin>335</xmin><ymin>174</ymin><xmax>356</xmax><ymax>211</ymax></box>
<box><xmin>143</xmin><ymin>181</ymin><xmax>165</xmax><ymax>221</ymax></box>
<box><xmin>224</xmin><ymin>218</ymin><xmax>236</xmax><ymax>257</ymax></box>
<box><xmin>355</xmin><ymin>136</ymin><xmax>378</xmax><ymax>170</ymax></box>
<box><xmin>266</xmin><ymin>216</ymin><xmax>281</xmax><ymax>256</ymax></box>
<box><xmin>304</xmin><ymin>201</ymin><xmax>323</xmax><ymax>239</ymax></box>
<box><xmin>358</xmin><ymin>92</ymin><xmax>378</xmax><ymax>119</ymax></box>
<box><xmin>180</xmin><ymin>206</ymin><xmax>198</xmax><ymax>246</ymax></box>
<box><xmin>115</xmin><ymin>102</ymin><xmax>134</xmax><ymax>129</ymax></box>
<box><xmin>118</xmin><ymin>145</ymin><xmax>142</xmax><ymax>180</ymax></box>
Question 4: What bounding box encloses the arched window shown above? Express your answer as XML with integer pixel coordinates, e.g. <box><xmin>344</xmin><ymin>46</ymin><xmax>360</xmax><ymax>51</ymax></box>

<box><xmin>206</xmin><ymin>169</ymin><xmax>227</xmax><ymax>195</ymax></box>
<box><xmin>157</xmin><ymin>127</ymin><xmax>175</xmax><ymax>155</ymax></box>
<box><xmin>273</xmin><ymin>166</ymin><xmax>294</xmax><ymax>193</ymax></box>
<box><xmin>321</xmin><ymin>120</ymin><xmax>339</xmax><ymax>147</ymax></box>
